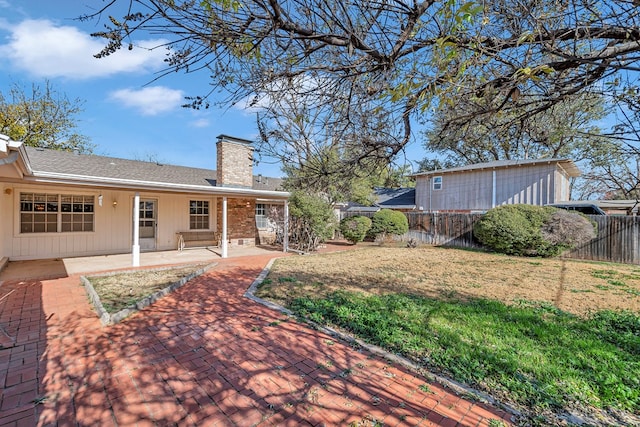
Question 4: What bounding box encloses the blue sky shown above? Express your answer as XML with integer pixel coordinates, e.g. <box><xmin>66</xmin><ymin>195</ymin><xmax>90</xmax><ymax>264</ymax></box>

<box><xmin>0</xmin><ymin>1</ymin><xmax>428</xmax><ymax>178</ymax></box>
<box><xmin>0</xmin><ymin>1</ymin><xmax>283</xmax><ymax>177</ymax></box>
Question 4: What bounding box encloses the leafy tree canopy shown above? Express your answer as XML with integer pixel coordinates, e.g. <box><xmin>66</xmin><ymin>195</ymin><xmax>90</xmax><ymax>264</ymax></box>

<box><xmin>86</xmin><ymin>0</ymin><xmax>640</xmax><ymax>183</ymax></box>
<box><xmin>0</xmin><ymin>81</ymin><xmax>93</xmax><ymax>153</ymax></box>
<box><xmin>424</xmin><ymin>93</ymin><xmax>607</xmax><ymax>165</ymax></box>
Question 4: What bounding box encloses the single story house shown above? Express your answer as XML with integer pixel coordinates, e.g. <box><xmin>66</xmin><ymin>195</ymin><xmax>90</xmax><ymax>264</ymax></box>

<box><xmin>597</xmin><ymin>200</ymin><xmax>639</xmax><ymax>216</ymax></box>
<box><xmin>0</xmin><ymin>134</ymin><xmax>289</xmax><ymax>264</ymax></box>
<box><xmin>411</xmin><ymin>158</ymin><xmax>581</xmax><ymax>213</ymax></box>
<box><xmin>551</xmin><ymin>199</ymin><xmax>639</xmax><ymax>216</ymax></box>
<box><xmin>337</xmin><ymin>187</ymin><xmax>416</xmax><ymax>219</ymax></box>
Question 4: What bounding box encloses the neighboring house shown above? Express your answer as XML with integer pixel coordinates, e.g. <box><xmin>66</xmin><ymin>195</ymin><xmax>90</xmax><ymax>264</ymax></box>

<box><xmin>552</xmin><ymin>199</ymin><xmax>639</xmax><ymax>216</ymax></box>
<box><xmin>411</xmin><ymin>159</ymin><xmax>581</xmax><ymax>213</ymax></box>
<box><xmin>374</xmin><ymin>187</ymin><xmax>416</xmax><ymax>211</ymax></box>
<box><xmin>338</xmin><ymin>187</ymin><xmax>416</xmax><ymax>219</ymax></box>
<box><xmin>0</xmin><ymin>134</ymin><xmax>289</xmax><ymax>263</ymax></box>
<box><xmin>597</xmin><ymin>200</ymin><xmax>639</xmax><ymax>216</ymax></box>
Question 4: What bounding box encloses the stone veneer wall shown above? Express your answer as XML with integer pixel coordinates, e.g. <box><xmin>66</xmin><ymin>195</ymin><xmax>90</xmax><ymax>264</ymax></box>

<box><xmin>216</xmin><ymin>139</ymin><xmax>254</xmax><ymax>188</ymax></box>
<box><xmin>217</xmin><ymin>197</ymin><xmax>257</xmax><ymax>246</ymax></box>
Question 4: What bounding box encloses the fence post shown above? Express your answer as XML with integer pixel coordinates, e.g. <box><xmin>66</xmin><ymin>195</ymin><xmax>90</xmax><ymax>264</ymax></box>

<box><xmin>634</xmin><ymin>216</ymin><xmax>639</xmax><ymax>264</ymax></box>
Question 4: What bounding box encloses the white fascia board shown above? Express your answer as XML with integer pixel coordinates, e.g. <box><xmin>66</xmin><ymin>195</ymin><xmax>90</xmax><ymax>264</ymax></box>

<box><xmin>24</xmin><ymin>171</ymin><xmax>290</xmax><ymax>199</ymax></box>
<box><xmin>0</xmin><ymin>135</ymin><xmax>7</xmax><ymax>156</ymax></box>
<box><xmin>0</xmin><ymin>134</ymin><xmax>23</xmax><ymax>158</ymax></box>
<box><xmin>379</xmin><ymin>205</ymin><xmax>416</xmax><ymax>209</ymax></box>
<box><xmin>256</xmin><ymin>198</ymin><xmax>286</xmax><ymax>204</ymax></box>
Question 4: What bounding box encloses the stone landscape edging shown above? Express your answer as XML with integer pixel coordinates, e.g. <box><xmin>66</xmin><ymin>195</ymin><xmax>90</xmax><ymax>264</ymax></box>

<box><xmin>244</xmin><ymin>256</ymin><xmax>523</xmax><ymax>423</ymax></box>
<box><xmin>82</xmin><ymin>262</ymin><xmax>217</xmax><ymax>326</ymax></box>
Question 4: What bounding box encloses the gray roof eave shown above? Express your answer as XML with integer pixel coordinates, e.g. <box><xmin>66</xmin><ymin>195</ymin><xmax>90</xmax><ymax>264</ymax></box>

<box><xmin>376</xmin><ymin>205</ymin><xmax>416</xmax><ymax>209</ymax></box>
<box><xmin>410</xmin><ymin>158</ymin><xmax>581</xmax><ymax>178</ymax></box>
<box><xmin>24</xmin><ymin>172</ymin><xmax>290</xmax><ymax>200</ymax></box>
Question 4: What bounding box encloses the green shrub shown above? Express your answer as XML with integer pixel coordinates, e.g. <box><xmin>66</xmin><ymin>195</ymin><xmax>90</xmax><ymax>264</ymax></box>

<box><xmin>474</xmin><ymin>204</ymin><xmax>595</xmax><ymax>257</ymax></box>
<box><xmin>369</xmin><ymin>209</ymin><xmax>409</xmax><ymax>239</ymax></box>
<box><xmin>339</xmin><ymin>215</ymin><xmax>372</xmax><ymax>244</ymax></box>
<box><xmin>288</xmin><ymin>192</ymin><xmax>336</xmax><ymax>252</ymax></box>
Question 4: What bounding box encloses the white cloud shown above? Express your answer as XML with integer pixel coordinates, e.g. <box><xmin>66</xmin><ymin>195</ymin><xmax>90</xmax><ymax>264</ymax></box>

<box><xmin>232</xmin><ymin>75</ymin><xmax>331</xmax><ymax>115</ymax></box>
<box><xmin>189</xmin><ymin>118</ymin><xmax>211</xmax><ymax>128</ymax></box>
<box><xmin>0</xmin><ymin>19</ymin><xmax>167</xmax><ymax>79</ymax></box>
<box><xmin>109</xmin><ymin>86</ymin><xmax>184</xmax><ymax>115</ymax></box>
<box><xmin>233</xmin><ymin>94</ymin><xmax>270</xmax><ymax>115</ymax></box>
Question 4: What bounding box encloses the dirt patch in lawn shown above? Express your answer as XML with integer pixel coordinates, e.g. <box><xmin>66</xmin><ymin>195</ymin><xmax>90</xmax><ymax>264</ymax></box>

<box><xmin>256</xmin><ymin>245</ymin><xmax>640</xmax><ymax>316</ymax></box>
<box><xmin>87</xmin><ymin>264</ymin><xmax>210</xmax><ymax>314</ymax></box>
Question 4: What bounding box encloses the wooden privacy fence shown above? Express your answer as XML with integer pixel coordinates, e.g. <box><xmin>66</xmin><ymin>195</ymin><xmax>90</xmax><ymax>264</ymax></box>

<box><xmin>404</xmin><ymin>213</ymin><xmax>483</xmax><ymax>249</ymax></box>
<box><xmin>401</xmin><ymin>212</ymin><xmax>640</xmax><ymax>265</ymax></box>
<box><xmin>568</xmin><ymin>215</ymin><xmax>639</xmax><ymax>264</ymax></box>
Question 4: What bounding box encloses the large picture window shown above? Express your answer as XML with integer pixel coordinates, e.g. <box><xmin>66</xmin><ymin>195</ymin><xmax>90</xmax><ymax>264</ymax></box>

<box><xmin>20</xmin><ymin>193</ymin><xmax>94</xmax><ymax>233</ymax></box>
<box><xmin>189</xmin><ymin>200</ymin><xmax>209</xmax><ymax>229</ymax></box>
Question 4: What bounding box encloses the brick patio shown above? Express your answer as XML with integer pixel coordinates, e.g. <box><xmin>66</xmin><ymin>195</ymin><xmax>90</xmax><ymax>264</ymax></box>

<box><xmin>0</xmin><ymin>252</ymin><xmax>514</xmax><ymax>426</ymax></box>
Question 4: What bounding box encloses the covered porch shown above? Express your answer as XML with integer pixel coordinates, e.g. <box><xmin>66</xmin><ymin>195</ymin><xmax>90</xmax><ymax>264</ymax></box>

<box><xmin>0</xmin><ymin>245</ymin><xmax>284</xmax><ymax>282</ymax></box>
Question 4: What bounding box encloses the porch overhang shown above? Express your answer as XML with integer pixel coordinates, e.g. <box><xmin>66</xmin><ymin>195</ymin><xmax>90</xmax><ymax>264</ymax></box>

<box><xmin>19</xmin><ymin>172</ymin><xmax>290</xmax><ymax>200</ymax></box>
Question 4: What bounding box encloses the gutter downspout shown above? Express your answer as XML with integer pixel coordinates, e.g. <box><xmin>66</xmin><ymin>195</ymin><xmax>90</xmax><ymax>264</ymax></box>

<box><xmin>492</xmin><ymin>170</ymin><xmax>497</xmax><ymax>209</ymax></box>
<box><xmin>429</xmin><ymin>177</ymin><xmax>432</xmax><ymax>212</ymax></box>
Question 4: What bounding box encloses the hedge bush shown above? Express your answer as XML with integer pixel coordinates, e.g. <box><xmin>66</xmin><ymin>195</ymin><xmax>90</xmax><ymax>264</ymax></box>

<box><xmin>369</xmin><ymin>209</ymin><xmax>409</xmax><ymax>239</ymax></box>
<box><xmin>339</xmin><ymin>216</ymin><xmax>372</xmax><ymax>244</ymax></box>
<box><xmin>473</xmin><ymin>204</ymin><xmax>596</xmax><ymax>257</ymax></box>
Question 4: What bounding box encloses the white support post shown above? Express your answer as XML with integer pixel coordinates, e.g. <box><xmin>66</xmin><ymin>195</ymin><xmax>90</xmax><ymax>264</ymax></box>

<box><xmin>283</xmin><ymin>200</ymin><xmax>289</xmax><ymax>253</ymax></box>
<box><xmin>132</xmin><ymin>192</ymin><xmax>140</xmax><ymax>267</ymax></box>
<box><xmin>221</xmin><ymin>196</ymin><xmax>228</xmax><ymax>258</ymax></box>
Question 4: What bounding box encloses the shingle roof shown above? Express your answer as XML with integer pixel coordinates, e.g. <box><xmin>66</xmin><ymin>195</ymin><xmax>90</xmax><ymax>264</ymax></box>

<box><xmin>375</xmin><ymin>187</ymin><xmax>416</xmax><ymax>208</ymax></box>
<box><xmin>252</xmin><ymin>175</ymin><xmax>284</xmax><ymax>192</ymax></box>
<box><xmin>24</xmin><ymin>146</ymin><xmax>283</xmax><ymax>191</ymax></box>
<box><xmin>411</xmin><ymin>158</ymin><xmax>581</xmax><ymax>177</ymax></box>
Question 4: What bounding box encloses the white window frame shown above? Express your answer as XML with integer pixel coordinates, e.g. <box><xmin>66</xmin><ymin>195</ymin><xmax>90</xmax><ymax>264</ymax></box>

<box><xmin>432</xmin><ymin>176</ymin><xmax>443</xmax><ymax>191</ymax></box>
<box><xmin>189</xmin><ymin>200</ymin><xmax>210</xmax><ymax>230</ymax></box>
<box><xmin>255</xmin><ymin>203</ymin><xmax>268</xmax><ymax>229</ymax></box>
<box><xmin>19</xmin><ymin>192</ymin><xmax>95</xmax><ymax>234</ymax></box>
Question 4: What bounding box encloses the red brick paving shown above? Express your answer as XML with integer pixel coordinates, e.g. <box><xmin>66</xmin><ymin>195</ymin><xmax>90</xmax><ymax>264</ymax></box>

<box><xmin>0</xmin><ymin>251</ymin><xmax>514</xmax><ymax>426</ymax></box>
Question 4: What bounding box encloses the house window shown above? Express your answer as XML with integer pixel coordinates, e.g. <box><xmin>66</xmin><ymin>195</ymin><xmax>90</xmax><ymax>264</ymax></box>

<box><xmin>255</xmin><ymin>203</ymin><xmax>268</xmax><ymax>229</ymax></box>
<box><xmin>61</xmin><ymin>195</ymin><xmax>94</xmax><ymax>232</ymax></box>
<box><xmin>189</xmin><ymin>200</ymin><xmax>209</xmax><ymax>230</ymax></box>
<box><xmin>20</xmin><ymin>193</ymin><xmax>94</xmax><ymax>233</ymax></box>
<box><xmin>432</xmin><ymin>176</ymin><xmax>443</xmax><ymax>191</ymax></box>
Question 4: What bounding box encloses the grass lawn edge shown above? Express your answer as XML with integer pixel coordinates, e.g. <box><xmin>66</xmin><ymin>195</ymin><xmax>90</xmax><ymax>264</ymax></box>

<box><xmin>82</xmin><ymin>262</ymin><xmax>217</xmax><ymax>325</ymax></box>
<box><xmin>244</xmin><ymin>256</ymin><xmax>523</xmax><ymax>424</ymax></box>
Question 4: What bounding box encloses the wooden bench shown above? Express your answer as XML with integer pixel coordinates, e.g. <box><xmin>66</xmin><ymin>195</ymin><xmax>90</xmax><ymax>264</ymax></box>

<box><xmin>176</xmin><ymin>231</ymin><xmax>220</xmax><ymax>251</ymax></box>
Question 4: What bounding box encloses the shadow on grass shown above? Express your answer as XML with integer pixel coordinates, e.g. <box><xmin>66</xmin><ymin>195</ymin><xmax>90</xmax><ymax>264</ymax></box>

<box><xmin>284</xmin><ymin>289</ymin><xmax>640</xmax><ymax>424</ymax></box>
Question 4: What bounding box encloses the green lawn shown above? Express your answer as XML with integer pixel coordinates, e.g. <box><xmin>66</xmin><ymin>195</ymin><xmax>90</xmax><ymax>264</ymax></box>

<box><xmin>252</xmin><ymin>249</ymin><xmax>640</xmax><ymax>425</ymax></box>
<box><xmin>287</xmin><ymin>290</ymin><xmax>640</xmax><ymax>422</ymax></box>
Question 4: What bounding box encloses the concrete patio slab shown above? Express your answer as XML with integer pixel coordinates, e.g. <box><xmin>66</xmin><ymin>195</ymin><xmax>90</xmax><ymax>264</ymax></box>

<box><xmin>0</xmin><ymin>246</ymin><xmax>284</xmax><ymax>283</ymax></box>
<box><xmin>0</xmin><ymin>247</ymin><xmax>515</xmax><ymax>426</ymax></box>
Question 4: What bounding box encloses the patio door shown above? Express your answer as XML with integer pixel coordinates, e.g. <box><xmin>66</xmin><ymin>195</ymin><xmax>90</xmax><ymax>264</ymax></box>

<box><xmin>138</xmin><ymin>199</ymin><xmax>157</xmax><ymax>251</ymax></box>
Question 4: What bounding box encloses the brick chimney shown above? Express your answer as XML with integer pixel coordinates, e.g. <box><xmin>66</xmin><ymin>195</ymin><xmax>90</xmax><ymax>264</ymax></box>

<box><xmin>216</xmin><ymin>134</ymin><xmax>254</xmax><ymax>188</ymax></box>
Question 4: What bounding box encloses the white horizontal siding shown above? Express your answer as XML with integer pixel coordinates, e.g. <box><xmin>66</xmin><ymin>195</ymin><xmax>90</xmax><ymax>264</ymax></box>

<box><xmin>2</xmin><ymin>184</ymin><xmax>219</xmax><ymax>260</ymax></box>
